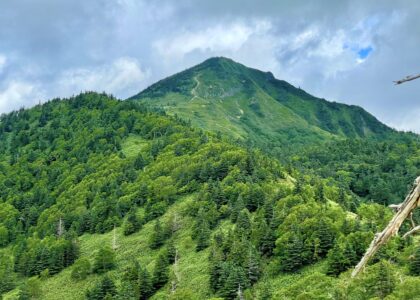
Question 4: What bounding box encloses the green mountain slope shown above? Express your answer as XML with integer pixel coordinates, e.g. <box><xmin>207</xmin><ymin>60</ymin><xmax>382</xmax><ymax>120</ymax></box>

<box><xmin>0</xmin><ymin>93</ymin><xmax>419</xmax><ymax>300</ymax></box>
<box><xmin>130</xmin><ymin>57</ymin><xmax>392</xmax><ymax>150</ymax></box>
<box><xmin>130</xmin><ymin>57</ymin><xmax>420</xmax><ymax>206</ymax></box>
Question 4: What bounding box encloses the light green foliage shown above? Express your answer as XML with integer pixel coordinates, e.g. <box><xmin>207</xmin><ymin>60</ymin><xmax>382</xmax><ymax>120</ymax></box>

<box><xmin>0</xmin><ymin>91</ymin><xmax>419</xmax><ymax>300</ymax></box>
<box><xmin>71</xmin><ymin>258</ymin><xmax>91</xmax><ymax>281</ymax></box>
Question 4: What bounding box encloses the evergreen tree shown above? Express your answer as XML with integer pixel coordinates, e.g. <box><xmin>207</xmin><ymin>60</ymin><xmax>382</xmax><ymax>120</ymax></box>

<box><xmin>196</xmin><ymin>219</ymin><xmax>211</xmax><ymax>252</ymax></box>
<box><xmin>221</xmin><ymin>265</ymin><xmax>249</xmax><ymax>299</ymax></box>
<box><xmin>153</xmin><ymin>253</ymin><xmax>169</xmax><ymax>291</ymax></box>
<box><xmin>373</xmin><ymin>261</ymin><xmax>395</xmax><ymax>299</ymax></box>
<box><xmin>71</xmin><ymin>257</ymin><xmax>91</xmax><ymax>280</ymax></box>
<box><xmin>123</xmin><ymin>209</ymin><xmax>141</xmax><ymax>236</ymax></box>
<box><xmin>134</xmin><ymin>153</ymin><xmax>146</xmax><ymax>170</ymax></box>
<box><xmin>280</xmin><ymin>235</ymin><xmax>303</xmax><ymax>272</ymax></box>
<box><xmin>314</xmin><ymin>219</ymin><xmax>335</xmax><ymax>258</ymax></box>
<box><xmin>138</xmin><ymin>266</ymin><xmax>153</xmax><ymax>300</ymax></box>
<box><xmin>230</xmin><ymin>195</ymin><xmax>245</xmax><ymax>223</ymax></box>
<box><xmin>315</xmin><ymin>183</ymin><xmax>326</xmax><ymax>203</ymax></box>
<box><xmin>0</xmin><ymin>255</ymin><xmax>16</xmax><ymax>294</ymax></box>
<box><xmin>247</xmin><ymin>248</ymin><xmax>260</xmax><ymax>285</ymax></box>
<box><xmin>116</xmin><ymin>281</ymin><xmax>137</xmax><ymax>300</ymax></box>
<box><xmin>93</xmin><ymin>246</ymin><xmax>115</xmax><ymax>274</ymax></box>
<box><xmin>409</xmin><ymin>245</ymin><xmax>420</xmax><ymax>276</ymax></box>
<box><xmin>260</xmin><ymin>222</ymin><xmax>276</xmax><ymax>257</ymax></box>
<box><xmin>326</xmin><ymin>243</ymin><xmax>349</xmax><ymax>276</ymax></box>
<box><xmin>166</xmin><ymin>238</ymin><xmax>177</xmax><ymax>264</ymax></box>
<box><xmin>150</xmin><ymin>219</ymin><xmax>165</xmax><ymax>249</ymax></box>
<box><xmin>86</xmin><ymin>275</ymin><xmax>117</xmax><ymax>300</ymax></box>
<box><xmin>235</xmin><ymin>209</ymin><xmax>251</xmax><ymax>236</ymax></box>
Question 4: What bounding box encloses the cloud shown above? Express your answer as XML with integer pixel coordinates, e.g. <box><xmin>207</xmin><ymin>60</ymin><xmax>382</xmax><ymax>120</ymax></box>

<box><xmin>0</xmin><ymin>80</ymin><xmax>44</xmax><ymax>113</ymax></box>
<box><xmin>0</xmin><ymin>57</ymin><xmax>149</xmax><ymax>113</ymax></box>
<box><xmin>153</xmin><ymin>20</ymin><xmax>271</xmax><ymax>60</ymax></box>
<box><xmin>0</xmin><ymin>0</ymin><xmax>418</xmax><ymax>131</ymax></box>
<box><xmin>56</xmin><ymin>57</ymin><xmax>150</xmax><ymax>98</ymax></box>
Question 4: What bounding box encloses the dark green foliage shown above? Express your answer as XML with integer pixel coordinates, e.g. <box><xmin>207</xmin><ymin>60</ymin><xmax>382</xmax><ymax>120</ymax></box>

<box><xmin>152</xmin><ymin>253</ymin><xmax>169</xmax><ymax>291</ymax></box>
<box><xmin>279</xmin><ymin>234</ymin><xmax>304</xmax><ymax>272</ymax></box>
<box><xmin>314</xmin><ymin>183</ymin><xmax>326</xmax><ymax>203</ymax></box>
<box><xmin>166</xmin><ymin>238</ymin><xmax>177</xmax><ymax>264</ymax></box>
<box><xmin>220</xmin><ymin>264</ymin><xmax>249</xmax><ymax>299</ymax></box>
<box><xmin>138</xmin><ymin>266</ymin><xmax>153</xmax><ymax>300</ymax></box>
<box><xmin>149</xmin><ymin>219</ymin><xmax>166</xmax><ymax>249</ymax></box>
<box><xmin>373</xmin><ymin>261</ymin><xmax>396</xmax><ymax>299</ymax></box>
<box><xmin>409</xmin><ymin>245</ymin><xmax>420</xmax><ymax>276</ymax></box>
<box><xmin>14</xmin><ymin>236</ymin><xmax>78</xmax><ymax>276</ymax></box>
<box><xmin>86</xmin><ymin>275</ymin><xmax>117</xmax><ymax>300</ymax></box>
<box><xmin>326</xmin><ymin>242</ymin><xmax>351</xmax><ymax>276</ymax></box>
<box><xmin>93</xmin><ymin>247</ymin><xmax>115</xmax><ymax>274</ymax></box>
<box><xmin>123</xmin><ymin>209</ymin><xmax>142</xmax><ymax>236</ymax></box>
<box><xmin>195</xmin><ymin>219</ymin><xmax>211</xmax><ymax>252</ymax></box>
<box><xmin>0</xmin><ymin>255</ymin><xmax>16</xmax><ymax>294</ymax></box>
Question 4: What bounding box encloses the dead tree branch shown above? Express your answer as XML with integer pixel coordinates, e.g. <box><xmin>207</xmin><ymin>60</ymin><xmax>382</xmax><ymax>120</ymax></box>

<box><xmin>351</xmin><ymin>176</ymin><xmax>420</xmax><ymax>277</ymax></box>
<box><xmin>394</xmin><ymin>74</ymin><xmax>420</xmax><ymax>85</ymax></box>
<box><xmin>403</xmin><ymin>225</ymin><xmax>420</xmax><ymax>238</ymax></box>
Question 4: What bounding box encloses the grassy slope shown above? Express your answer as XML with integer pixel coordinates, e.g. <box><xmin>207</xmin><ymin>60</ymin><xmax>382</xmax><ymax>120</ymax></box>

<box><xmin>4</xmin><ymin>195</ymin><xmax>210</xmax><ymax>300</ymax></box>
<box><xmin>130</xmin><ymin>57</ymin><xmax>392</xmax><ymax>150</ymax></box>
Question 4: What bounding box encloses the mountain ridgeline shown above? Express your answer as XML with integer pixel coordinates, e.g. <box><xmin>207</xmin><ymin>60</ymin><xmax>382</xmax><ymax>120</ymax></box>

<box><xmin>130</xmin><ymin>57</ymin><xmax>392</xmax><ymax>149</ymax></box>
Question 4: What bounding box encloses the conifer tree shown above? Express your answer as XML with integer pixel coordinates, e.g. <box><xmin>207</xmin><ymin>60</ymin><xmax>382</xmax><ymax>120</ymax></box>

<box><xmin>93</xmin><ymin>246</ymin><xmax>115</xmax><ymax>274</ymax></box>
<box><xmin>150</xmin><ymin>219</ymin><xmax>165</xmax><ymax>249</ymax></box>
<box><xmin>0</xmin><ymin>255</ymin><xmax>16</xmax><ymax>294</ymax></box>
<box><xmin>153</xmin><ymin>253</ymin><xmax>169</xmax><ymax>290</ymax></box>
<box><xmin>247</xmin><ymin>248</ymin><xmax>260</xmax><ymax>285</ymax></box>
<box><xmin>374</xmin><ymin>261</ymin><xmax>395</xmax><ymax>299</ymax></box>
<box><xmin>196</xmin><ymin>219</ymin><xmax>211</xmax><ymax>252</ymax></box>
<box><xmin>166</xmin><ymin>238</ymin><xmax>177</xmax><ymax>264</ymax></box>
<box><xmin>280</xmin><ymin>235</ymin><xmax>303</xmax><ymax>272</ymax></box>
<box><xmin>116</xmin><ymin>281</ymin><xmax>137</xmax><ymax>300</ymax></box>
<box><xmin>409</xmin><ymin>245</ymin><xmax>420</xmax><ymax>276</ymax></box>
<box><xmin>221</xmin><ymin>265</ymin><xmax>249</xmax><ymax>299</ymax></box>
<box><xmin>315</xmin><ymin>183</ymin><xmax>326</xmax><ymax>203</ymax></box>
<box><xmin>236</xmin><ymin>209</ymin><xmax>251</xmax><ymax>235</ymax></box>
<box><xmin>123</xmin><ymin>209</ymin><xmax>141</xmax><ymax>236</ymax></box>
<box><xmin>326</xmin><ymin>243</ymin><xmax>349</xmax><ymax>276</ymax></box>
<box><xmin>231</xmin><ymin>195</ymin><xmax>245</xmax><ymax>223</ymax></box>
<box><xmin>138</xmin><ymin>266</ymin><xmax>153</xmax><ymax>300</ymax></box>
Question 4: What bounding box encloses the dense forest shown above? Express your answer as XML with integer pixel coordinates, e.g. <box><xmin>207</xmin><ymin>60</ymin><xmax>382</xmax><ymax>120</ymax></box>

<box><xmin>0</xmin><ymin>92</ymin><xmax>419</xmax><ymax>299</ymax></box>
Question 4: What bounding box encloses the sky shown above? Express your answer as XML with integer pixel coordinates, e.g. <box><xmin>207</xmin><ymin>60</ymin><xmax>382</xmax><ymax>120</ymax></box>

<box><xmin>0</xmin><ymin>0</ymin><xmax>419</xmax><ymax>132</ymax></box>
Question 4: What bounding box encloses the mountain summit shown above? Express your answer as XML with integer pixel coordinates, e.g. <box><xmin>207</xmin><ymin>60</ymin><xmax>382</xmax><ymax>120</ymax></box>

<box><xmin>129</xmin><ymin>57</ymin><xmax>392</xmax><ymax>149</ymax></box>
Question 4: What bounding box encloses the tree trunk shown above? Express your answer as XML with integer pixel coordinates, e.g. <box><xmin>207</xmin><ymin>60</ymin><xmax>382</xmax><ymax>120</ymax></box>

<box><xmin>351</xmin><ymin>176</ymin><xmax>420</xmax><ymax>277</ymax></box>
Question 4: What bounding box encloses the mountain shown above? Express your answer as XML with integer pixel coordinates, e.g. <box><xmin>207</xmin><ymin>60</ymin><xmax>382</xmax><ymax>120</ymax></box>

<box><xmin>0</xmin><ymin>94</ymin><xmax>418</xmax><ymax>299</ymax></box>
<box><xmin>130</xmin><ymin>57</ymin><xmax>393</xmax><ymax>151</ymax></box>
<box><xmin>130</xmin><ymin>57</ymin><xmax>420</xmax><ymax>205</ymax></box>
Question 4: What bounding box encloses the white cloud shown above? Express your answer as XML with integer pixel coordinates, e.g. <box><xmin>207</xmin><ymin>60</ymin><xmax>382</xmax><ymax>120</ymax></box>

<box><xmin>56</xmin><ymin>57</ymin><xmax>150</xmax><ymax>98</ymax></box>
<box><xmin>0</xmin><ymin>80</ymin><xmax>45</xmax><ymax>113</ymax></box>
<box><xmin>153</xmin><ymin>20</ymin><xmax>272</xmax><ymax>60</ymax></box>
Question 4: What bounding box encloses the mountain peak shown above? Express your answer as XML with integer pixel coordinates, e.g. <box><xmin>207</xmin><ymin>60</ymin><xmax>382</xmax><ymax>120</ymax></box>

<box><xmin>129</xmin><ymin>58</ymin><xmax>392</xmax><ymax>142</ymax></box>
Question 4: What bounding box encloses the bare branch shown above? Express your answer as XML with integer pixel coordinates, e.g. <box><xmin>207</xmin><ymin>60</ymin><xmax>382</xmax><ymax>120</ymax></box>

<box><xmin>352</xmin><ymin>176</ymin><xmax>420</xmax><ymax>277</ymax></box>
<box><xmin>393</xmin><ymin>74</ymin><xmax>420</xmax><ymax>85</ymax></box>
<box><xmin>403</xmin><ymin>225</ymin><xmax>420</xmax><ymax>238</ymax></box>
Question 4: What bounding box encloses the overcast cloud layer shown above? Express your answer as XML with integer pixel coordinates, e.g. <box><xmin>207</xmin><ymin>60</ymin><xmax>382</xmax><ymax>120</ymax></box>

<box><xmin>0</xmin><ymin>0</ymin><xmax>419</xmax><ymax>132</ymax></box>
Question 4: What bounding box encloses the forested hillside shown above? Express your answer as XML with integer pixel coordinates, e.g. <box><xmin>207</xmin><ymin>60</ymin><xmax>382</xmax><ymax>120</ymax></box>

<box><xmin>131</xmin><ymin>57</ymin><xmax>420</xmax><ymax>207</ymax></box>
<box><xmin>0</xmin><ymin>92</ymin><xmax>419</xmax><ymax>299</ymax></box>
